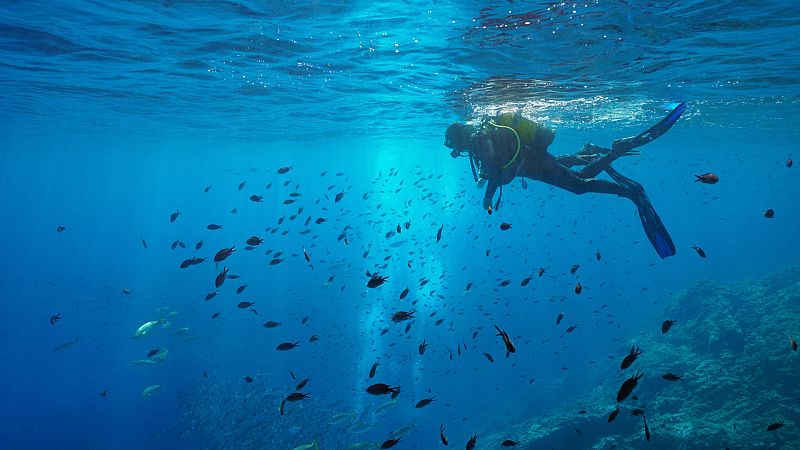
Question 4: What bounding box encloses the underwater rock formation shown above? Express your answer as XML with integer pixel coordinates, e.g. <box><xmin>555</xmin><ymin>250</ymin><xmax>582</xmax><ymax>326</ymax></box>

<box><xmin>485</xmin><ymin>266</ymin><xmax>800</xmax><ymax>449</ymax></box>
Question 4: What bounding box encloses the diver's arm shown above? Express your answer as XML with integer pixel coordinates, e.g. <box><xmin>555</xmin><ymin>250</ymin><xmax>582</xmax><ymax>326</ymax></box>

<box><xmin>483</xmin><ymin>179</ymin><xmax>499</xmax><ymax>210</ymax></box>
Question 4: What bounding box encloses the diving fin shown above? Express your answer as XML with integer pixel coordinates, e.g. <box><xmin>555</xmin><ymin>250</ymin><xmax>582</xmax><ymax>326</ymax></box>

<box><xmin>612</xmin><ymin>102</ymin><xmax>687</xmax><ymax>155</ymax></box>
<box><xmin>606</xmin><ymin>167</ymin><xmax>676</xmax><ymax>259</ymax></box>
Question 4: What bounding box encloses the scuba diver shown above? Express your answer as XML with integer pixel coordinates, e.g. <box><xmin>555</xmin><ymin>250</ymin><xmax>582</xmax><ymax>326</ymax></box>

<box><xmin>444</xmin><ymin>103</ymin><xmax>686</xmax><ymax>258</ymax></box>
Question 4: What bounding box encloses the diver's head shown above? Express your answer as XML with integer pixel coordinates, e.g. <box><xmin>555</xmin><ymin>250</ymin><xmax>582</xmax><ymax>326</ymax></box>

<box><xmin>444</xmin><ymin>122</ymin><xmax>472</xmax><ymax>156</ymax></box>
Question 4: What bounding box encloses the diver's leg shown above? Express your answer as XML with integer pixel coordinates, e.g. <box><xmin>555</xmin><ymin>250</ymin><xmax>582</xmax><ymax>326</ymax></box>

<box><xmin>531</xmin><ymin>154</ymin><xmax>634</xmax><ymax>198</ymax></box>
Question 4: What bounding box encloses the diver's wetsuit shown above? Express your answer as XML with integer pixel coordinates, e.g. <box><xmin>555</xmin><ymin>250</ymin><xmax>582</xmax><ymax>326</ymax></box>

<box><xmin>453</xmin><ymin>103</ymin><xmax>686</xmax><ymax>258</ymax></box>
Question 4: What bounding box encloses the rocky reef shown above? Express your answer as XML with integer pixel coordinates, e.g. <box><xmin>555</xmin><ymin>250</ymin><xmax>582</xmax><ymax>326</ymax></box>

<box><xmin>486</xmin><ymin>266</ymin><xmax>800</xmax><ymax>449</ymax></box>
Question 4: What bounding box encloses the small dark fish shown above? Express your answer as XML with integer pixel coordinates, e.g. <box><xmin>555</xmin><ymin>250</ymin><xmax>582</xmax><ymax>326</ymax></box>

<box><xmin>620</xmin><ymin>346</ymin><xmax>642</xmax><ymax>370</ymax></box>
<box><xmin>396</xmin><ymin>223</ymin><xmax>402</xmax><ymax>233</ymax></box>
<box><xmin>764</xmin><ymin>208</ymin><xmax>775</xmax><ymax>218</ymax></box>
<box><xmin>499</xmin><ymin>222</ymin><xmax>511</xmax><ymax>230</ymax></box>
<box><xmin>608</xmin><ymin>407</ymin><xmax>620</xmax><ymax>423</ymax></box>
<box><xmin>246</xmin><ymin>236</ymin><xmax>263</xmax><ymax>246</ymax></box>
<box><xmin>644</xmin><ymin>417</ymin><xmax>651</xmax><ymax>441</ymax></box>
<box><xmin>285</xmin><ymin>392</ymin><xmax>310</xmax><ymax>402</ymax></box>
<box><xmin>249</xmin><ymin>195</ymin><xmax>263</xmax><ymax>202</ymax></box>
<box><xmin>465</xmin><ymin>282</ymin><xmax>472</xmax><ymax>291</ymax></box>
<box><xmin>315</xmin><ymin>217</ymin><xmax>327</xmax><ymax>224</ymax></box>
<box><xmin>50</xmin><ymin>313</ymin><xmax>61</xmax><ymax>326</ymax></box>
<box><xmin>662</xmin><ymin>373</ymin><xmax>683</xmax><ymax>381</ymax></box>
<box><xmin>243</xmin><ymin>376</ymin><xmax>253</xmax><ymax>383</ymax></box>
<box><xmin>695</xmin><ymin>173</ymin><xmax>719</xmax><ymax>184</ymax></box>
<box><xmin>195</xmin><ymin>240</ymin><xmax>204</xmax><ymax>250</ymax></box>
<box><xmin>206</xmin><ymin>224</ymin><xmax>223</xmax><ymax>230</ymax></box>
<box><xmin>215</xmin><ymin>267</ymin><xmax>229</xmax><ymax>288</ymax></box>
<box><xmin>556</xmin><ymin>312</ymin><xmax>564</xmax><ymax>325</ymax></box>
<box><xmin>279</xmin><ymin>398</ymin><xmax>286</xmax><ymax>415</ymax></box>
<box><xmin>415</xmin><ymin>397</ymin><xmax>435</xmax><ymax>408</ymax></box>
<box><xmin>204</xmin><ymin>186</ymin><xmax>211</xmax><ymax>193</ymax></box>
<box><xmin>334</xmin><ymin>191</ymin><xmax>345</xmax><ymax>202</ymax></box>
<box><xmin>790</xmin><ymin>336</ymin><xmax>797</xmax><ymax>351</ymax></box>
<box><xmin>596</xmin><ymin>250</ymin><xmax>602</xmax><ymax>261</ymax></box>
<box><xmin>574</xmin><ymin>282</ymin><xmax>582</xmax><ymax>295</ymax></box>
<box><xmin>494</xmin><ymin>325</ymin><xmax>516</xmax><ymax>353</ymax></box>
<box><xmin>418</xmin><ymin>339</ymin><xmax>428</xmax><ymax>355</ymax></box>
<box><xmin>501</xmin><ymin>439</ymin><xmax>518</xmax><ymax>447</ymax></box>
<box><xmin>99</xmin><ymin>390</ymin><xmax>107</xmax><ymax>397</ymax></box>
<box><xmin>570</xmin><ymin>264</ymin><xmax>580</xmax><ymax>274</ymax></box>
<box><xmin>466</xmin><ymin>433</ymin><xmax>477</xmax><ymax>450</ymax></box>
<box><xmin>269</xmin><ymin>258</ymin><xmax>284</xmax><ymax>265</ymax></box>
<box><xmin>179</xmin><ymin>257</ymin><xmax>205</xmax><ymax>269</ymax></box>
<box><xmin>767</xmin><ymin>422</ymin><xmax>784</xmax><ymax>431</ymax></box>
<box><xmin>439</xmin><ymin>424</ymin><xmax>449</xmax><ymax>446</ymax></box>
<box><xmin>617</xmin><ymin>371</ymin><xmax>644</xmax><ymax>402</ymax></box>
<box><xmin>263</xmin><ymin>321</ymin><xmax>282</xmax><ymax>328</ymax></box>
<box><xmin>787</xmin><ymin>158</ymin><xmax>793</xmax><ymax>168</ymax></box>
<box><xmin>436</xmin><ymin>224</ymin><xmax>443</xmax><ymax>243</ymax></box>
<box><xmin>227</xmin><ymin>274</ymin><xmax>241</xmax><ymax>279</ymax></box>
<box><xmin>141</xmin><ymin>238</ymin><xmax>148</xmax><ymax>249</ymax></box>
<box><xmin>309</xmin><ymin>335</ymin><xmax>319</xmax><ymax>342</ymax></box>
<box><xmin>366</xmin><ymin>383</ymin><xmax>400</xmax><ymax>396</ymax></box>
<box><xmin>566</xmin><ymin>324</ymin><xmax>577</xmax><ymax>333</ymax></box>
<box><xmin>169</xmin><ymin>210</ymin><xmax>180</xmax><ymax>223</ymax></box>
<box><xmin>57</xmin><ymin>226</ymin><xmax>66</xmax><ymax>233</ymax></box>
<box><xmin>520</xmin><ymin>275</ymin><xmax>533</xmax><ymax>286</ymax></box>
<box><xmin>205</xmin><ymin>291</ymin><xmax>218</xmax><ymax>301</ymax></box>
<box><xmin>277</xmin><ymin>166</ymin><xmax>292</xmax><ymax>174</ymax></box>
<box><xmin>367</xmin><ymin>274</ymin><xmax>388</xmax><ymax>288</ymax></box>
<box><xmin>214</xmin><ymin>246</ymin><xmax>235</xmax><ymax>262</ymax></box>
<box><xmin>147</xmin><ymin>348</ymin><xmax>159</xmax><ymax>357</ymax></box>
<box><xmin>691</xmin><ymin>245</ymin><xmax>706</xmax><ymax>258</ymax></box>
<box><xmin>380</xmin><ymin>438</ymin><xmax>401</xmax><ymax>449</ymax></box>
<box><xmin>399</xmin><ymin>287</ymin><xmax>409</xmax><ymax>300</ymax></box>
<box><xmin>391</xmin><ymin>310</ymin><xmax>414</xmax><ymax>323</ymax></box>
<box><xmin>369</xmin><ymin>361</ymin><xmax>380</xmax><ymax>378</ymax></box>
<box><xmin>276</xmin><ymin>342</ymin><xmax>299</xmax><ymax>351</ymax></box>
<box><xmin>237</xmin><ymin>301</ymin><xmax>255</xmax><ymax>309</ymax></box>
<box><xmin>575</xmin><ymin>428</ymin><xmax>583</xmax><ymax>437</ymax></box>
<box><xmin>236</xmin><ymin>284</ymin><xmax>248</xmax><ymax>295</ymax></box>
<box><xmin>211</xmin><ymin>312</ymin><xmax>220</xmax><ymax>318</ymax></box>
<box><xmin>661</xmin><ymin>319</ymin><xmax>675</xmax><ymax>334</ymax></box>
<box><xmin>538</xmin><ymin>267</ymin><xmax>546</xmax><ymax>277</ymax></box>
<box><xmin>482</xmin><ymin>352</ymin><xmax>494</xmax><ymax>363</ymax></box>
<box><xmin>237</xmin><ymin>181</ymin><xmax>246</xmax><ymax>191</ymax></box>
<box><xmin>296</xmin><ymin>378</ymin><xmax>310</xmax><ymax>390</ymax></box>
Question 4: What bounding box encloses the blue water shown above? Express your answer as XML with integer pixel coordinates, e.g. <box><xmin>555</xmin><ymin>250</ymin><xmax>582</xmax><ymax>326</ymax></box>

<box><xmin>1</xmin><ymin>1</ymin><xmax>799</xmax><ymax>449</ymax></box>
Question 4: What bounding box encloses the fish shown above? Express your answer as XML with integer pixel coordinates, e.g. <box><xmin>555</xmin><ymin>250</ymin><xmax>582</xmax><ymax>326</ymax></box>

<box><xmin>269</xmin><ymin>258</ymin><xmax>284</xmax><ymax>265</ymax></box>
<box><xmin>790</xmin><ymin>336</ymin><xmax>798</xmax><ymax>351</ymax></box>
<box><xmin>418</xmin><ymin>339</ymin><xmax>428</xmax><ymax>355</ymax></box>
<box><xmin>369</xmin><ymin>361</ymin><xmax>380</xmax><ymax>378</ymax></box>
<box><xmin>661</xmin><ymin>320</ymin><xmax>675</xmax><ymax>334</ymax></box>
<box><xmin>141</xmin><ymin>238</ymin><xmax>148</xmax><ymax>249</ymax></box>
<box><xmin>556</xmin><ymin>312</ymin><xmax>564</xmax><ymax>325</ymax></box>
<box><xmin>296</xmin><ymin>378</ymin><xmax>310</xmax><ymax>390</ymax></box>
<box><xmin>263</xmin><ymin>321</ymin><xmax>282</xmax><ymax>328</ymax></box>
<box><xmin>50</xmin><ymin>313</ymin><xmax>61</xmax><ymax>326</ymax></box>
<box><xmin>285</xmin><ymin>392</ymin><xmax>310</xmax><ymax>402</ymax></box>
<box><xmin>195</xmin><ymin>240</ymin><xmax>204</xmax><ymax>250</ymax></box>
<box><xmin>520</xmin><ymin>275</ymin><xmax>533</xmax><ymax>286</ymax></box>
<box><xmin>482</xmin><ymin>352</ymin><xmax>494</xmax><ymax>363</ymax></box>
<box><xmin>309</xmin><ymin>335</ymin><xmax>319</xmax><ymax>342</ymax></box>
<box><xmin>400</xmin><ymin>287</ymin><xmax>409</xmax><ymax>299</ymax></box>
<box><xmin>501</xmin><ymin>440</ymin><xmax>518</xmax><ymax>447</ymax></box>
<box><xmin>249</xmin><ymin>195</ymin><xmax>262</xmax><ymax>202</ymax></box>
<box><xmin>574</xmin><ymin>282</ymin><xmax>582</xmax><ymax>295</ymax></box>
<box><xmin>203</xmin><ymin>186</ymin><xmax>211</xmax><ymax>192</ymax></box>
<box><xmin>570</xmin><ymin>264</ymin><xmax>580</xmax><ymax>274</ymax></box>
<box><xmin>146</xmin><ymin>348</ymin><xmax>160</xmax><ymax>357</ymax></box>
<box><xmin>236</xmin><ymin>284</ymin><xmax>248</xmax><ymax>294</ymax></box>
<box><xmin>215</xmin><ymin>267</ymin><xmax>229</xmax><ymax>288</ymax></box>
<box><xmin>465</xmin><ymin>282</ymin><xmax>472</xmax><ymax>291</ymax></box>
<box><xmin>211</xmin><ymin>312</ymin><xmax>220</xmax><ymax>318</ymax></box>
<box><xmin>328</xmin><ymin>411</ymin><xmax>357</xmax><ymax>424</ymax></box>
<box><xmin>500</xmin><ymin>222</ymin><xmax>511</xmax><ymax>230</ymax></box>
<box><xmin>494</xmin><ymin>325</ymin><xmax>516</xmax><ymax>353</ymax></box>
<box><xmin>617</xmin><ymin>371</ymin><xmax>644</xmax><ymax>402</ymax></box>
<box><xmin>246</xmin><ymin>236</ymin><xmax>263</xmax><ymax>246</ymax></box>
<box><xmin>391</xmin><ymin>310</ymin><xmax>414</xmax><ymax>322</ymax></box>
<box><xmin>788</xmin><ymin>158</ymin><xmax>794</xmax><ymax>168</ymax></box>
<box><xmin>56</xmin><ymin>225</ymin><xmax>66</xmax><ymax>232</ymax></box>
<box><xmin>596</xmin><ymin>250</ymin><xmax>602</xmax><ymax>261</ymax></box>
<box><xmin>169</xmin><ymin>210</ymin><xmax>180</xmax><ymax>223</ymax></box>
<box><xmin>439</xmin><ymin>424</ymin><xmax>449</xmax><ymax>446</ymax></box>
<box><xmin>366</xmin><ymin>383</ymin><xmax>400</xmax><ymax>396</ymax></box>
<box><xmin>694</xmin><ymin>173</ymin><xmax>719</xmax><ymax>184</ymax></box>
<box><xmin>466</xmin><ymin>433</ymin><xmax>477</xmax><ymax>450</ymax></box>
<box><xmin>620</xmin><ymin>346</ymin><xmax>642</xmax><ymax>370</ymax></box>
<box><xmin>608</xmin><ymin>407</ymin><xmax>620</xmax><ymax>423</ymax></box>
<box><xmin>538</xmin><ymin>267</ymin><xmax>546</xmax><ymax>276</ymax></box>
<box><xmin>237</xmin><ymin>301</ymin><xmax>255</xmax><ymax>309</ymax></box>
<box><xmin>214</xmin><ymin>246</ymin><xmax>235</xmax><ymax>262</ymax></box>
<box><xmin>276</xmin><ymin>342</ymin><xmax>299</xmax><ymax>351</ymax></box>
<box><xmin>179</xmin><ymin>257</ymin><xmax>205</xmax><ymax>269</ymax></box>
<box><xmin>277</xmin><ymin>166</ymin><xmax>292</xmax><ymax>174</ymax></box>
<box><xmin>436</xmin><ymin>224</ymin><xmax>443</xmax><ymax>243</ymax></box>
<box><xmin>380</xmin><ymin>439</ymin><xmax>400</xmax><ymax>449</ymax></box>
<box><xmin>205</xmin><ymin>291</ymin><xmax>218</xmax><ymax>301</ymax></box>
<box><xmin>766</xmin><ymin>422</ymin><xmax>784</xmax><ymax>431</ymax></box>
<box><xmin>662</xmin><ymin>373</ymin><xmax>683</xmax><ymax>381</ymax></box>
<box><xmin>566</xmin><ymin>324</ymin><xmax>578</xmax><ymax>333</ymax></box>
<box><xmin>367</xmin><ymin>274</ymin><xmax>388</xmax><ymax>288</ymax></box>
<box><xmin>374</xmin><ymin>399</ymin><xmax>399</xmax><ymax>415</ymax></box>
<box><xmin>141</xmin><ymin>384</ymin><xmax>161</xmax><ymax>397</ymax></box>
<box><xmin>335</xmin><ymin>191</ymin><xmax>345</xmax><ymax>202</ymax></box>
<box><xmin>644</xmin><ymin>417</ymin><xmax>651</xmax><ymax>441</ymax></box>
<box><xmin>52</xmin><ymin>336</ymin><xmax>79</xmax><ymax>352</ymax></box>
<box><xmin>291</xmin><ymin>440</ymin><xmax>319</xmax><ymax>450</ymax></box>
<box><xmin>238</xmin><ymin>181</ymin><xmax>246</xmax><ymax>191</ymax></box>
<box><xmin>415</xmin><ymin>397</ymin><xmax>435</xmax><ymax>408</ymax></box>
<box><xmin>691</xmin><ymin>245</ymin><xmax>706</xmax><ymax>258</ymax></box>
<box><xmin>134</xmin><ymin>320</ymin><xmax>161</xmax><ymax>338</ymax></box>
<box><xmin>243</xmin><ymin>376</ymin><xmax>253</xmax><ymax>383</ymax></box>
<box><xmin>499</xmin><ymin>279</ymin><xmax>511</xmax><ymax>287</ymax></box>
<box><xmin>764</xmin><ymin>208</ymin><xmax>775</xmax><ymax>218</ymax></box>
<box><xmin>206</xmin><ymin>224</ymin><xmax>223</xmax><ymax>230</ymax></box>
<box><xmin>315</xmin><ymin>217</ymin><xmax>327</xmax><ymax>224</ymax></box>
